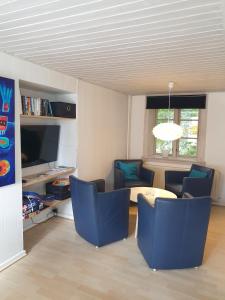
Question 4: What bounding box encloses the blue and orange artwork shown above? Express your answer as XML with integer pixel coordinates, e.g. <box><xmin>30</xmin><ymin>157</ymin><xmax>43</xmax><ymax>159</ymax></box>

<box><xmin>0</xmin><ymin>76</ymin><xmax>15</xmax><ymax>187</ymax></box>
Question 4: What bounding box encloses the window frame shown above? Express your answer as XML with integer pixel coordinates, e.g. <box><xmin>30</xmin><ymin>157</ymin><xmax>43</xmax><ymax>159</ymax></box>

<box><xmin>177</xmin><ymin>109</ymin><xmax>200</xmax><ymax>159</ymax></box>
<box><xmin>148</xmin><ymin>108</ymin><xmax>206</xmax><ymax>162</ymax></box>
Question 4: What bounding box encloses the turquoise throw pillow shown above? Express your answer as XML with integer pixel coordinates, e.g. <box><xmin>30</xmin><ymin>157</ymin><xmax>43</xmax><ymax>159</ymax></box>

<box><xmin>189</xmin><ymin>169</ymin><xmax>207</xmax><ymax>178</ymax></box>
<box><xmin>117</xmin><ymin>161</ymin><xmax>139</xmax><ymax>181</ymax></box>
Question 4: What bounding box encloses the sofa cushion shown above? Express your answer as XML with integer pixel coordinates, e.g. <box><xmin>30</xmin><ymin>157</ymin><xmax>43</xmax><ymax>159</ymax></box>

<box><xmin>117</xmin><ymin>161</ymin><xmax>139</xmax><ymax>181</ymax></box>
<box><xmin>166</xmin><ymin>183</ymin><xmax>183</xmax><ymax>197</ymax></box>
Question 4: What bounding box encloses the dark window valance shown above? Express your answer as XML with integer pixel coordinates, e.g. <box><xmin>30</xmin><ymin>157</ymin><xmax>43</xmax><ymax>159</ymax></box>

<box><xmin>146</xmin><ymin>94</ymin><xmax>206</xmax><ymax>109</ymax></box>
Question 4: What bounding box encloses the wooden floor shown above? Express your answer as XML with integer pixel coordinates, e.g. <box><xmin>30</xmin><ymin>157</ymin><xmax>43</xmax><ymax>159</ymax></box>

<box><xmin>1</xmin><ymin>206</ymin><xmax>225</xmax><ymax>300</ymax></box>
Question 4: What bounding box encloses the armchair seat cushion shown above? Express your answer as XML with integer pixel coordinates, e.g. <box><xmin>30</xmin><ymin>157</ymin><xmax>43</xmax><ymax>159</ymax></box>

<box><xmin>125</xmin><ymin>180</ymin><xmax>152</xmax><ymax>188</ymax></box>
<box><xmin>166</xmin><ymin>183</ymin><xmax>183</xmax><ymax>197</ymax></box>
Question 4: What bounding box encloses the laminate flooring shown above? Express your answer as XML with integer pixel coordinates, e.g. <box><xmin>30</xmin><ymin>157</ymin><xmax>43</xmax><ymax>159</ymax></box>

<box><xmin>0</xmin><ymin>206</ymin><xmax>225</xmax><ymax>300</ymax></box>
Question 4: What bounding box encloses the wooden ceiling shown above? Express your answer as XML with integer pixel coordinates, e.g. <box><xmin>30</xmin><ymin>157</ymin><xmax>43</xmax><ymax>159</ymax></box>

<box><xmin>0</xmin><ymin>0</ymin><xmax>225</xmax><ymax>94</ymax></box>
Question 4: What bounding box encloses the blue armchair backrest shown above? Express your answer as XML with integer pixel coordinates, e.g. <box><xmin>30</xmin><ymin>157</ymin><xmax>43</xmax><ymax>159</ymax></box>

<box><xmin>70</xmin><ymin>176</ymin><xmax>99</xmax><ymax>243</ymax></box>
<box><xmin>154</xmin><ymin>197</ymin><xmax>211</xmax><ymax>242</ymax></box>
<box><xmin>191</xmin><ymin>164</ymin><xmax>215</xmax><ymax>193</ymax></box>
<box><xmin>138</xmin><ymin>195</ymin><xmax>211</xmax><ymax>269</ymax></box>
<box><xmin>191</xmin><ymin>164</ymin><xmax>214</xmax><ymax>180</ymax></box>
<box><xmin>70</xmin><ymin>175</ymin><xmax>130</xmax><ymax>247</ymax></box>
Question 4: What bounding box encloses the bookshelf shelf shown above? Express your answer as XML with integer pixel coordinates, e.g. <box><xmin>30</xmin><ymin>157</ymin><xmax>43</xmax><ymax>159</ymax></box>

<box><xmin>20</xmin><ymin>114</ymin><xmax>75</xmax><ymax>120</ymax></box>
<box><xmin>22</xmin><ymin>167</ymin><xmax>76</xmax><ymax>188</ymax></box>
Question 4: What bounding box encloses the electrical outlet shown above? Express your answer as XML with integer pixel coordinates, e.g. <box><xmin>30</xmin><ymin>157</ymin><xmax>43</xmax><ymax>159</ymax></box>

<box><xmin>52</xmin><ymin>208</ymin><xmax>58</xmax><ymax>215</ymax></box>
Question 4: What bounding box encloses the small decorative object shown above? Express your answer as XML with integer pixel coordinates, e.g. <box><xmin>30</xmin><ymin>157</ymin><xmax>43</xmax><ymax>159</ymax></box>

<box><xmin>0</xmin><ymin>76</ymin><xmax>15</xmax><ymax>187</ymax></box>
<box><xmin>52</xmin><ymin>178</ymin><xmax>70</xmax><ymax>186</ymax></box>
<box><xmin>152</xmin><ymin>82</ymin><xmax>183</xmax><ymax>141</ymax></box>
<box><xmin>162</xmin><ymin>149</ymin><xmax>169</xmax><ymax>158</ymax></box>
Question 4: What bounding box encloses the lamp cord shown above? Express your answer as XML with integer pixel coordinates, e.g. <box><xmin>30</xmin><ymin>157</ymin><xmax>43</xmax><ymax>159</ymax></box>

<box><xmin>168</xmin><ymin>86</ymin><xmax>171</xmax><ymax>123</ymax></box>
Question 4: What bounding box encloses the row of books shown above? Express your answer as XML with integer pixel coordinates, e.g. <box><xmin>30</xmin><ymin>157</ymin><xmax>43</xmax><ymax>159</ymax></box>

<box><xmin>21</xmin><ymin>96</ymin><xmax>53</xmax><ymax>116</ymax></box>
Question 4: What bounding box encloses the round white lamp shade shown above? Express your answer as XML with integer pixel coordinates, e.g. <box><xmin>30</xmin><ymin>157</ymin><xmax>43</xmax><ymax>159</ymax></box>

<box><xmin>152</xmin><ymin>122</ymin><xmax>183</xmax><ymax>141</ymax></box>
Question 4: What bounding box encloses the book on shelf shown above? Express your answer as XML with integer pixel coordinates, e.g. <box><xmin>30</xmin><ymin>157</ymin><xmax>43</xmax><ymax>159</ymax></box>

<box><xmin>21</xmin><ymin>96</ymin><xmax>53</xmax><ymax>117</ymax></box>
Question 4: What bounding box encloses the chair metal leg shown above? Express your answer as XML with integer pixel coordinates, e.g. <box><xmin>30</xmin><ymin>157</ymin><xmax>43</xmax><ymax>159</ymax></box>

<box><xmin>135</xmin><ymin>213</ymin><xmax>138</xmax><ymax>238</ymax></box>
<box><xmin>152</xmin><ymin>268</ymin><xmax>157</xmax><ymax>272</ymax></box>
<box><xmin>194</xmin><ymin>266</ymin><xmax>199</xmax><ymax>270</ymax></box>
<box><xmin>95</xmin><ymin>246</ymin><xmax>99</xmax><ymax>249</ymax></box>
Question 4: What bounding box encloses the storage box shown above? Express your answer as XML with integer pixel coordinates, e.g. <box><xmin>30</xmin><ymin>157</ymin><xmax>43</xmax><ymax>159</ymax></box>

<box><xmin>46</xmin><ymin>180</ymin><xmax>70</xmax><ymax>200</ymax></box>
<box><xmin>50</xmin><ymin>102</ymin><xmax>76</xmax><ymax>118</ymax></box>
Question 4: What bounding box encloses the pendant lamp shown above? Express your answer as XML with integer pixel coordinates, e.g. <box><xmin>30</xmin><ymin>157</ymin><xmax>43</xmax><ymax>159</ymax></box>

<box><xmin>152</xmin><ymin>82</ymin><xmax>183</xmax><ymax>141</ymax></box>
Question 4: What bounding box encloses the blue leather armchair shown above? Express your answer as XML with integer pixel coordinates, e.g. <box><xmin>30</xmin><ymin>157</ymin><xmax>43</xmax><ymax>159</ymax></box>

<box><xmin>137</xmin><ymin>194</ymin><xmax>211</xmax><ymax>270</ymax></box>
<box><xmin>70</xmin><ymin>176</ymin><xmax>130</xmax><ymax>247</ymax></box>
<box><xmin>165</xmin><ymin>164</ymin><xmax>215</xmax><ymax>197</ymax></box>
<box><xmin>114</xmin><ymin>159</ymin><xmax>154</xmax><ymax>189</ymax></box>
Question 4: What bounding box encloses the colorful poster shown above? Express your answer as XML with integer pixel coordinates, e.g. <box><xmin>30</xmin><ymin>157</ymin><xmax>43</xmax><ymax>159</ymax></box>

<box><xmin>0</xmin><ymin>76</ymin><xmax>15</xmax><ymax>187</ymax></box>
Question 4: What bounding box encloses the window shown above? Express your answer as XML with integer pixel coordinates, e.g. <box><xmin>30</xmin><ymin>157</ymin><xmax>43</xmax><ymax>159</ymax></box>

<box><xmin>153</xmin><ymin>108</ymin><xmax>203</xmax><ymax>159</ymax></box>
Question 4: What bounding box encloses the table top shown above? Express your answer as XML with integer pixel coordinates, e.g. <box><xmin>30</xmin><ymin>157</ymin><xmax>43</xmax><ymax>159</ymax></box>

<box><xmin>130</xmin><ymin>187</ymin><xmax>177</xmax><ymax>206</ymax></box>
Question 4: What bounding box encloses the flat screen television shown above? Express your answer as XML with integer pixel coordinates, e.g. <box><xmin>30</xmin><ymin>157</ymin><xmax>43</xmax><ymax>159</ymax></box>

<box><xmin>21</xmin><ymin>125</ymin><xmax>60</xmax><ymax>168</ymax></box>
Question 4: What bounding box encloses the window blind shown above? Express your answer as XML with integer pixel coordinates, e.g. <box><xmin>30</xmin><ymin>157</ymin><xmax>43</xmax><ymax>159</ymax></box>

<box><xmin>146</xmin><ymin>94</ymin><xmax>206</xmax><ymax>109</ymax></box>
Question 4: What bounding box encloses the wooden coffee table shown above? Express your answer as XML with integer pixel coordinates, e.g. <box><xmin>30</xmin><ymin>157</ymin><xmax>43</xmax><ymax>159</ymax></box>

<box><xmin>130</xmin><ymin>187</ymin><xmax>177</xmax><ymax>237</ymax></box>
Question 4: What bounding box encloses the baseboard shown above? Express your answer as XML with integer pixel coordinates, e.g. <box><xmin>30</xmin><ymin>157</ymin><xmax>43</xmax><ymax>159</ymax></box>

<box><xmin>57</xmin><ymin>213</ymin><xmax>74</xmax><ymax>220</ymax></box>
<box><xmin>0</xmin><ymin>250</ymin><xmax>26</xmax><ymax>272</ymax></box>
<box><xmin>212</xmin><ymin>201</ymin><xmax>225</xmax><ymax>207</ymax></box>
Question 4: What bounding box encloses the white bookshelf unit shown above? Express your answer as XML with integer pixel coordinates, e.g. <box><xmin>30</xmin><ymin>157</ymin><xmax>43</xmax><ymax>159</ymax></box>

<box><xmin>19</xmin><ymin>79</ymin><xmax>77</xmax><ymax>230</ymax></box>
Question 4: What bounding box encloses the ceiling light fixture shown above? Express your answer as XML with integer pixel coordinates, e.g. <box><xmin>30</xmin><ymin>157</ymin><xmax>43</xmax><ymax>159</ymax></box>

<box><xmin>152</xmin><ymin>82</ymin><xmax>183</xmax><ymax>141</ymax></box>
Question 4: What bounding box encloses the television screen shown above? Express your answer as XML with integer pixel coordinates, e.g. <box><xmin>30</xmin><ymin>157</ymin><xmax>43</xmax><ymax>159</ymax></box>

<box><xmin>21</xmin><ymin>125</ymin><xmax>60</xmax><ymax>168</ymax></box>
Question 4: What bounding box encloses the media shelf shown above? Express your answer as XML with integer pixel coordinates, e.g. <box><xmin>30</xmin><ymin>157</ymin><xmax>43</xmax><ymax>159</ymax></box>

<box><xmin>20</xmin><ymin>79</ymin><xmax>77</xmax><ymax>230</ymax></box>
<box><xmin>22</xmin><ymin>167</ymin><xmax>75</xmax><ymax>188</ymax></box>
<box><xmin>24</xmin><ymin>198</ymin><xmax>70</xmax><ymax>220</ymax></box>
<box><xmin>20</xmin><ymin>114</ymin><xmax>75</xmax><ymax>120</ymax></box>
<box><xmin>42</xmin><ymin>198</ymin><xmax>70</xmax><ymax>208</ymax></box>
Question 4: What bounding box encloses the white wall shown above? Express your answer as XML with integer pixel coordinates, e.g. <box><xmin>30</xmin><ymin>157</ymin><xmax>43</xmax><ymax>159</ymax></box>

<box><xmin>0</xmin><ymin>51</ymin><xmax>76</xmax><ymax>270</ymax></box>
<box><xmin>205</xmin><ymin>92</ymin><xmax>225</xmax><ymax>205</ymax></box>
<box><xmin>129</xmin><ymin>93</ymin><xmax>225</xmax><ymax>205</ymax></box>
<box><xmin>128</xmin><ymin>95</ymin><xmax>146</xmax><ymax>159</ymax></box>
<box><xmin>77</xmin><ymin>80</ymin><xmax>129</xmax><ymax>190</ymax></box>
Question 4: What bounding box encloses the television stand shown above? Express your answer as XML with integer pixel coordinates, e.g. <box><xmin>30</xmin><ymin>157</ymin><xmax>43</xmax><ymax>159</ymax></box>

<box><xmin>22</xmin><ymin>167</ymin><xmax>75</xmax><ymax>188</ymax></box>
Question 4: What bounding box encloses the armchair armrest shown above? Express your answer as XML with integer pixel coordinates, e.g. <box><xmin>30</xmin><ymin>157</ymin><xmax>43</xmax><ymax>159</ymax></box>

<box><xmin>165</xmin><ymin>170</ymin><xmax>190</xmax><ymax>184</ymax></box>
<box><xmin>140</xmin><ymin>167</ymin><xmax>154</xmax><ymax>186</ymax></box>
<box><xmin>90</xmin><ymin>179</ymin><xmax>105</xmax><ymax>193</ymax></box>
<box><xmin>137</xmin><ymin>193</ymin><xmax>155</xmax><ymax>242</ymax></box>
<box><xmin>182</xmin><ymin>177</ymin><xmax>211</xmax><ymax>197</ymax></box>
<box><xmin>114</xmin><ymin>168</ymin><xmax>125</xmax><ymax>189</ymax></box>
<box><xmin>182</xmin><ymin>192</ymin><xmax>193</xmax><ymax>198</ymax></box>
